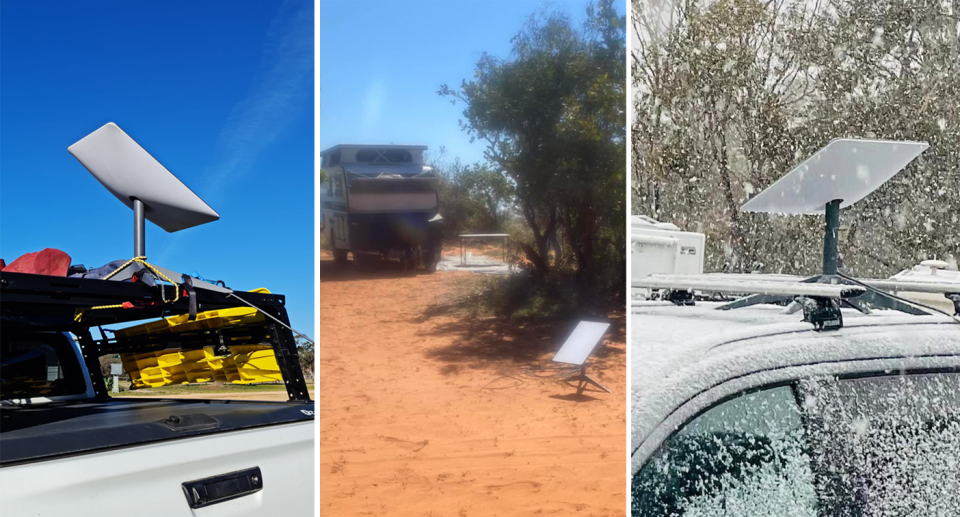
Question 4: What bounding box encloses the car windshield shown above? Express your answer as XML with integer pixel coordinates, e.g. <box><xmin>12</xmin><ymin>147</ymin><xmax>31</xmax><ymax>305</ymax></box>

<box><xmin>1</xmin><ymin>333</ymin><xmax>86</xmax><ymax>400</ymax></box>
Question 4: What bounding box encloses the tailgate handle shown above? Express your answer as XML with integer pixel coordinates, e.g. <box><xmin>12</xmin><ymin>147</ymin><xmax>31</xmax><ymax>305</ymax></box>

<box><xmin>182</xmin><ymin>467</ymin><xmax>262</xmax><ymax>509</ymax></box>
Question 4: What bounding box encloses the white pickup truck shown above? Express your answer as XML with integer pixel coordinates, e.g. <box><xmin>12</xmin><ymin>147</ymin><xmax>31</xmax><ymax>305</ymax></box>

<box><xmin>0</xmin><ymin>271</ymin><xmax>314</xmax><ymax>515</ymax></box>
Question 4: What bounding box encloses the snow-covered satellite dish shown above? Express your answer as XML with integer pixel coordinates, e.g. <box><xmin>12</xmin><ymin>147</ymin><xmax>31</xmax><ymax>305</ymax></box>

<box><xmin>68</xmin><ymin>122</ymin><xmax>219</xmax><ymax>232</ymax></box>
<box><xmin>553</xmin><ymin>321</ymin><xmax>610</xmax><ymax>366</ymax></box>
<box><xmin>741</xmin><ymin>138</ymin><xmax>928</xmax><ymax>214</ymax></box>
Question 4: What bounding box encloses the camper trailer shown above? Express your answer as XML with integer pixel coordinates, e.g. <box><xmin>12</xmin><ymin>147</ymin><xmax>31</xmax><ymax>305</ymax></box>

<box><xmin>631</xmin><ymin>215</ymin><xmax>705</xmax><ymax>278</ymax></box>
<box><xmin>320</xmin><ymin>144</ymin><xmax>443</xmax><ymax>271</ymax></box>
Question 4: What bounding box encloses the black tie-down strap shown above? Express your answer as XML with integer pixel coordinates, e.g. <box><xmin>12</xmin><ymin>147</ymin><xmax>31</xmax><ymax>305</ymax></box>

<box><xmin>181</xmin><ymin>274</ymin><xmax>197</xmax><ymax>321</ymax></box>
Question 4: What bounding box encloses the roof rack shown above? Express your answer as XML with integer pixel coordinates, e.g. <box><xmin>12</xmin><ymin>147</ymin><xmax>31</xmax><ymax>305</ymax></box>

<box><xmin>633</xmin><ymin>273</ymin><xmax>866</xmax><ymax>331</ymax></box>
<box><xmin>0</xmin><ymin>271</ymin><xmax>311</xmax><ymax>402</ymax></box>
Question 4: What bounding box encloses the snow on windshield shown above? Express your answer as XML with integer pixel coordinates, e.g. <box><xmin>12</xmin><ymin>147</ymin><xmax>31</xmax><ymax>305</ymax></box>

<box><xmin>799</xmin><ymin>372</ymin><xmax>960</xmax><ymax>515</ymax></box>
<box><xmin>633</xmin><ymin>372</ymin><xmax>960</xmax><ymax>516</ymax></box>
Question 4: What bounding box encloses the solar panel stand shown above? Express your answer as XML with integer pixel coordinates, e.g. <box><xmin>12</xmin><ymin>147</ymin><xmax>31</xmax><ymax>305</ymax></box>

<box><xmin>562</xmin><ymin>364</ymin><xmax>610</xmax><ymax>396</ymax></box>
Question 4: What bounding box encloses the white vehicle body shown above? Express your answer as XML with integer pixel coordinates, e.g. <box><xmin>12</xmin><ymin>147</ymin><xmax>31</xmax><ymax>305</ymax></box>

<box><xmin>887</xmin><ymin>260</ymin><xmax>960</xmax><ymax>313</ymax></box>
<box><xmin>630</xmin><ymin>301</ymin><xmax>960</xmax><ymax>515</ymax></box>
<box><xmin>1</xmin><ymin>422</ymin><xmax>313</xmax><ymax>516</ymax></box>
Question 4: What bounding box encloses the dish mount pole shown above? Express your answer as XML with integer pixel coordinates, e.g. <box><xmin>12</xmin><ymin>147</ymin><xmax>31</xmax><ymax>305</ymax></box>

<box><xmin>133</xmin><ymin>198</ymin><xmax>145</xmax><ymax>257</ymax></box>
<box><xmin>822</xmin><ymin>199</ymin><xmax>841</xmax><ymax>276</ymax></box>
<box><xmin>720</xmin><ymin>197</ymin><xmax>926</xmax><ymax>315</ymax></box>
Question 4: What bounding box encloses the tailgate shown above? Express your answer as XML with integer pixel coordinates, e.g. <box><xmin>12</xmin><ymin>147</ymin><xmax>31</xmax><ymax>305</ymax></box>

<box><xmin>0</xmin><ymin>420</ymin><xmax>313</xmax><ymax>516</ymax></box>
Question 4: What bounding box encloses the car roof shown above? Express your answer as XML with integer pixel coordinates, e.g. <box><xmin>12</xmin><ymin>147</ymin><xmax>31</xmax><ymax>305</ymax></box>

<box><xmin>630</xmin><ymin>301</ymin><xmax>960</xmax><ymax>470</ymax></box>
<box><xmin>631</xmin><ymin>301</ymin><xmax>957</xmax><ymax>388</ymax></box>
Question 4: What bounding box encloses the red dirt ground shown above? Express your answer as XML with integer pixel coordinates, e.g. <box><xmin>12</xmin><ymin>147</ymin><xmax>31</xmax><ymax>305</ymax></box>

<box><xmin>318</xmin><ymin>245</ymin><xmax>626</xmax><ymax>516</ymax></box>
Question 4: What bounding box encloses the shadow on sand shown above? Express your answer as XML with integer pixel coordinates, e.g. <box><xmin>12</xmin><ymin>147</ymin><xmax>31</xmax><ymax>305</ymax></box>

<box><xmin>549</xmin><ymin>392</ymin><xmax>601</xmax><ymax>403</ymax></box>
<box><xmin>413</xmin><ymin>298</ymin><xmax>625</xmax><ymax>389</ymax></box>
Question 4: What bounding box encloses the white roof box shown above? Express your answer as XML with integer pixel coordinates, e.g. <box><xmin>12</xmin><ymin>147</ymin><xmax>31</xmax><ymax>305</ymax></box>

<box><xmin>68</xmin><ymin>123</ymin><xmax>219</xmax><ymax>232</ymax></box>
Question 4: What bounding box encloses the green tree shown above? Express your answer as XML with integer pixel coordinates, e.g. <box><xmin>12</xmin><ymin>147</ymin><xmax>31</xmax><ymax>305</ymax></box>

<box><xmin>458</xmin><ymin>162</ymin><xmax>514</xmax><ymax>231</ymax></box>
<box><xmin>434</xmin><ymin>159</ymin><xmax>515</xmax><ymax>236</ymax></box>
<box><xmin>633</xmin><ymin>0</ymin><xmax>959</xmax><ymax>276</ymax></box>
<box><xmin>441</xmin><ymin>0</ymin><xmax>626</xmax><ymax>290</ymax></box>
<box><xmin>296</xmin><ymin>336</ymin><xmax>314</xmax><ymax>379</ymax></box>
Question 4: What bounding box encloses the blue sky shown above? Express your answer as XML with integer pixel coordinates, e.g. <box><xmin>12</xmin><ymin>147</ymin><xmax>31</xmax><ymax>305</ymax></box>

<box><xmin>0</xmin><ymin>0</ymin><xmax>315</xmax><ymax>337</ymax></box>
<box><xmin>318</xmin><ymin>0</ymin><xmax>619</xmax><ymax>166</ymax></box>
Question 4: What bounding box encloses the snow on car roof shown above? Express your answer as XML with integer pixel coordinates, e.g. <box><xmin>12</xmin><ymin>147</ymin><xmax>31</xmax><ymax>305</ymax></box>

<box><xmin>632</xmin><ymin>301</ymin><xmax>956</xmax><ymax>390</ymax></box>
<box><xmin>892</xmin><ymin>261</ymin><xmax>960</xmax><ymax>284</ymax></box>
<box><xmin>630</xmin><ymin>301</ymin><xmax>960</xmax><ymax>472</ymax></box>
<box><xmin>632</xmin><ymin>301</ymin><xmax>926</xmax><ymax>392</ymax></box>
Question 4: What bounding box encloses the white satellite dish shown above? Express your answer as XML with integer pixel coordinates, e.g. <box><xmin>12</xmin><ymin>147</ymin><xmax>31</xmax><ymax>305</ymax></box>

<box><xmin>725</xmin><ymin>138</ymin><xmax>930</xmax><ymax>317</ymax></box>
<box><xmin>68</xmin><ymin>122</ymin><xmax>219</xmax><ymax>255</ymax></box>
<box><xmin>634</xmin><ymin>139</ymin><xmax>950</xmax><ymax>323</ymax></box>
<box><xmin>553</xmin><ymin>321</ymin><xmax>611</xmax><ymax>395</ymax></box>
<box><xmin>741</xmin><ymin>138</ymin><xmax>928</xmax><ymax>214</ymax></box>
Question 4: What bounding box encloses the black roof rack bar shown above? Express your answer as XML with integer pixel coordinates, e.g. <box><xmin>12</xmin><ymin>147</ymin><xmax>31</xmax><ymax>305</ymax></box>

<box><xmin>93</xmin><ymin>326</ymin><xmax>270</xmax><ymax>355</ymax></box>
<box><xmin>0</xmin><ymin>271</ymin><xmax>283</xmax><ymax>329</ymax></box>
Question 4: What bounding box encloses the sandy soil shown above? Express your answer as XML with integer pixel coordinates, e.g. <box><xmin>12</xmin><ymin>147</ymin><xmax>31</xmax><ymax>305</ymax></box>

<box><xmin>318</xmin><ymin>246</ymin><xmax>626</xmax><ymax>516</ymax></box>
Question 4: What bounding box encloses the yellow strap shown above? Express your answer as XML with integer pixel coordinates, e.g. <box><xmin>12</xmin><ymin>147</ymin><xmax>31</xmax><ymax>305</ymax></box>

<box><xmin>74</xmin><ymin>256</ymin><xmax>181</xmax><ymax>323</ymax></box>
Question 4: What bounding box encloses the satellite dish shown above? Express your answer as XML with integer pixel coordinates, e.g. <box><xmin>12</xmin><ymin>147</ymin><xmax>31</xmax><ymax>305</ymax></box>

<box><xmin>68</xmin><ymin>123</ymin><xmax>219</xmax><ymax>255</ymax></box>
<box><xmin>724</xmin><ymin>138</ymin><xmax>930</xmax><ymax>316</ymax></box>
<box><xmin>741</xmin><ymin>138</ymin><xmax>928</xmax><ymax>214</ymax></box>
<box><xmin>553</xmin><ymin>321</ymin><xmax>611</xmax><ymax>395</ymax></box>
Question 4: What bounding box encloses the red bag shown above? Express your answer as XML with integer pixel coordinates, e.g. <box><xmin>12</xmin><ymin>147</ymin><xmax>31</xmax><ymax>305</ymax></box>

<box><xmin>2</xmin><ymin>248</ymin><xmax>72</xmax><ymax>276</ymax></box>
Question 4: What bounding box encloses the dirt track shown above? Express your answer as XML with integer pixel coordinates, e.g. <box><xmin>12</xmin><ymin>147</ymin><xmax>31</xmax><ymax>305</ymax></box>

<box><xmin>318</xmin><ymin>247</ymin><xmax>626</xmax><ymax>516</ymax></box>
